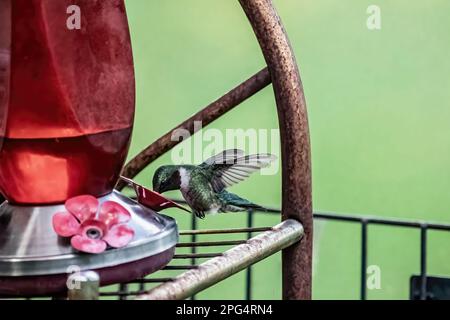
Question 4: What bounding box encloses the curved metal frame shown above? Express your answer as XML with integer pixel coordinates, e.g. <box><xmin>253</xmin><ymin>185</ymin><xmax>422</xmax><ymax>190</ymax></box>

<box><xmin>239</xmin><ymin>0</ymin><xmax>312</xmax><ymax>300</ymax></box>
<box><xmin>120</xmin><ymin>0</ymin><xmax>312</xmax><ymax>300</ymax></box>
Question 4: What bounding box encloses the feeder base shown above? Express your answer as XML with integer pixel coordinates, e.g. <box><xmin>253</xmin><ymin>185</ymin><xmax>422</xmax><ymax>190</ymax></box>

<box><xmin>0</xmin><ymin>191</ymin><xmax>178</xmax><ymax>296</ymax></box>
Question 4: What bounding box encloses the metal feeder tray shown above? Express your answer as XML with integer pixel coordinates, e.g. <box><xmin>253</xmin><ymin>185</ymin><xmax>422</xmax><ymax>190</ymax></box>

<box><xmin>0</xmin><ymin>191</ymin><xmax>178</xmax><ymax>296</ymax></box>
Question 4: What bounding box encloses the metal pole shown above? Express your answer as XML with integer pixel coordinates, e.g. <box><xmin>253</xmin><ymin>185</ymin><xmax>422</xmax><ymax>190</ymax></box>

<box><xmin>246</xmin><ymin>209</ymin><xmax>254</xmax><ymax>300</ymax></box>
<box><xmin>360</xmin><ymin>221</ymin><xmax>368</xmax><ymax>300</ymax></box>
<box><xmin>420</xmin><ymin>225</ymin><xmax>428</xmax><ymax>300</ymax></box>
<box><xmin>239</xmin><ymin>0</ymin><xmax>313</xmax><ymax>300</ymax></box>
<box><xmin>136</xmin><ymin>219</ymin><xmax>303</xmax><ymax>300</ymax></box>
<box><xmin>190</xmin><ymin>214</ymin><xmax>197</xmax><ymax>300</ymax></box>
<box><xmin>67</xmin><ymin>271</ymin><xmax>100</xmax><ymax>300</ymax></box>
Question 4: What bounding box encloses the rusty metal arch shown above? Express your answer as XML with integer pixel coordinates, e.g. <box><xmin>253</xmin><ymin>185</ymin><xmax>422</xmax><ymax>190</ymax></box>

<box><xmin>119</xmin><ymin>0</ymin><xmax>312</xmax><ymax>300</ymax></box>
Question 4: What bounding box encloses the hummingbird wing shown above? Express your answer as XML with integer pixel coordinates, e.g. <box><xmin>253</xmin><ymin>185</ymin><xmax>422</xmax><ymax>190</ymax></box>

<box><xmin>201</xmin><ymin>149</ymin><xmax>245</xmax><ymax>166</ymax></box>
<box><xmin>199</xmin><ymin>149</ymin><xmax>277</xmax><ymax>192</ymax></box>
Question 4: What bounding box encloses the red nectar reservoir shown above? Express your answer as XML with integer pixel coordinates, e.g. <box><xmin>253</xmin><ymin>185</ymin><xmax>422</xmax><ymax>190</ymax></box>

<box><xmin>0</xmin><ymin>0</ymin><xmax>135</xmax><ymax>204</ymax></box>
<box><xmin>0</xmin><ymin>1</ymin><xmax>179</xmax><ymax>297</ymax></box>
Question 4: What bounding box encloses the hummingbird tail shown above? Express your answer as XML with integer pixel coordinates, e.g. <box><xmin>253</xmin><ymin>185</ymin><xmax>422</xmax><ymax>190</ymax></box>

<box><xmin>241</xmin><ymin>203</ymin><xmax>269</xmax><ymax>212</ymax></box>
<box><xmin>223</xmin><ymin>202</ymin><xmax>269</xmax><ymax>213</ymax></box>
<box><xmin>218</xmin><ymin>190</ymin><xmax>269</xmax><ymax>213</ymax></box>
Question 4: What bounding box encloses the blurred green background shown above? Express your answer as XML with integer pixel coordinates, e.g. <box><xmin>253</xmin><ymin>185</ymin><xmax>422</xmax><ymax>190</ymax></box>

<box><xmin>122</xmin><ymin>0</ymin><xmax>450</xmax><ymax>299</ymax></box>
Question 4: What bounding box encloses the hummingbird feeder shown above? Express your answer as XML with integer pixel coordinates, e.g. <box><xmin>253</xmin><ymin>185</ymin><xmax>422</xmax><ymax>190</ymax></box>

<box><xmin>0</xmin><ymin>0</ymin><xmax>178</xmax><ymax>296</ymax></box>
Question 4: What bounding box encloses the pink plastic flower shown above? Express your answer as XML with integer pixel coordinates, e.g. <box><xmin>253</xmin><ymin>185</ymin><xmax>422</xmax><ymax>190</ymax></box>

<box><xmin>52</xmin><ymin>195</ymin><xmax>135</xmax><ymax>254</ymax></box>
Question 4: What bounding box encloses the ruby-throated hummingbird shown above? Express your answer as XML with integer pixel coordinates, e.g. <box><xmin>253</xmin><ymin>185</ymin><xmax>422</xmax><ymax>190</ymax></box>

<box><xmin>152</xmin><ymin>149</ymin><xmax>276</xmax><ymax>218</ymax></box>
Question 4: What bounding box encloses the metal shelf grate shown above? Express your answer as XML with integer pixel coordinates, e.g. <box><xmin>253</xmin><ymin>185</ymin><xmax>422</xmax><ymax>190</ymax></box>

<box><xmin>3</xmin><ymin>208</ymin><xmax>450</xmax><ymax>300</ymax></box>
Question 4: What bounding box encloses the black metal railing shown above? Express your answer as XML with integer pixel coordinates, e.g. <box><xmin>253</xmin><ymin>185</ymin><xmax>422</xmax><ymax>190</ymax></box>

<box><xmin>182</xmin><ymin>198</ymin><xmax>450</xmax><ymax>301</ymax></box>
<box><xmin>313</xmin><ymin>212</ymin><xmax>450</xmax><ymax>300</ymax></box>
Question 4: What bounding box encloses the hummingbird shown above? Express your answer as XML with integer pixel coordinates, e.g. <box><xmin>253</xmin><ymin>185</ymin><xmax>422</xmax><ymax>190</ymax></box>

<box><xmin>152</xmin><ymin>149</ymin><xmax>277</xmax><ymax>218</ymax></box>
